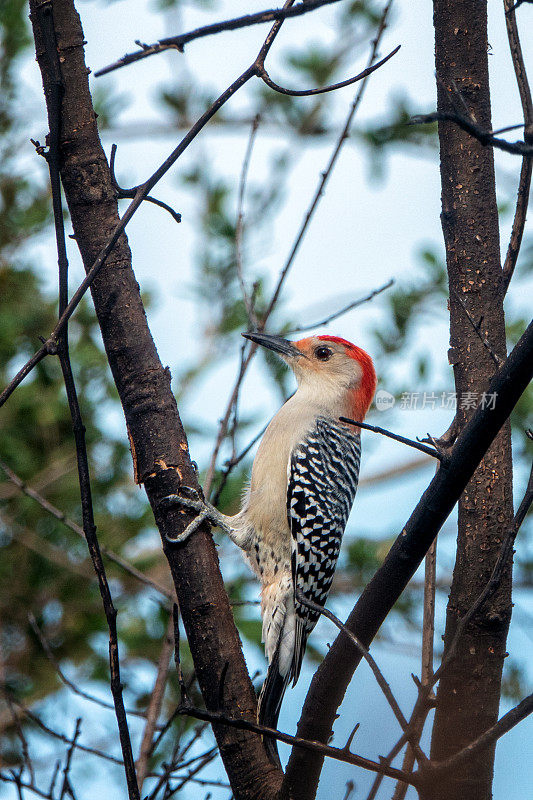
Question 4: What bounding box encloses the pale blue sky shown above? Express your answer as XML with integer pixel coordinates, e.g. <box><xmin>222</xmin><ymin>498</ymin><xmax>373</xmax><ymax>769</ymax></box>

<box><xmin>8</xmin><ymin>0</ymin><xmax>533</xmax><ymax>797</ymax></box>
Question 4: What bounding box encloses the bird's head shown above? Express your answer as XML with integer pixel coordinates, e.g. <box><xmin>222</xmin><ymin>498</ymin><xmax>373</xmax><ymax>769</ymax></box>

<box><xmin>242</xmin><ymin>332</ymin><xmax>376</xmax><ymax>422</ymax></box>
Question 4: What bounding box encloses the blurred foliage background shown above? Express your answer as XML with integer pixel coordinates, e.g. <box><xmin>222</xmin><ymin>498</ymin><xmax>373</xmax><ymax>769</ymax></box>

<box><xmin>0</xmin><ymin>0</ymin><xmax>531</xmax><ymax>796</ymax></box>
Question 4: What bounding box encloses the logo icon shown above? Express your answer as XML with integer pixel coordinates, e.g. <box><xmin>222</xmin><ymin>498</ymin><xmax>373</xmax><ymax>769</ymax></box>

<box><xmin>375</xmin><ymin>389</ymin><xmax>395</xmax><ymax>412</ymax></box>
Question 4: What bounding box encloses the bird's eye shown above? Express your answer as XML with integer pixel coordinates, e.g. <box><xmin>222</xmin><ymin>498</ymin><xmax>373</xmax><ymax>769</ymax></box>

<box><xmin>315</xmin><ymin>346</ymin><xmax>332</xmax><ymax>361</ymax></box>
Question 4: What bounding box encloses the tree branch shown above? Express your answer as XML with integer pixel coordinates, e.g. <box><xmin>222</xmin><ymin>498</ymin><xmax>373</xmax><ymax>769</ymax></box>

<box><xmin>176</xmin><ymin>702</ymin><xmax>419</xmax><ymax>786</ymax></box>
<box><xmin>502</xmin><ymin>0</ymin><xmax>533</xmax><ymax>293</ymax></box>
<box><xmin>95</xmin><ymin>0</ymin><xmax>347</xmax><ymax>76</ymax></box>
<box><xmin>286</xmin><ymin>279</ymin><xmax>393</xmax><ymax>334</ymax></box>
<box><xmin>34</xmin><ymin>5</ymin><xmax>138</xmax><ymax>796</ymax></box>
<box><xmin>0</xmin><ymin>457</ymin><xmax>173</xmax><ymax>600</ymax></box>
<box><xmin>295</xmin><ymin>590</ymin><xmax>429</xmax><ymax>767</ymax></box>
<box><xmin>340</xmin><ymin>418</ymin><xmax>443</xmax><ymax>460</ymax></box>
<box><xmin>256</xmin><ymin>46</ymin><xmax>400</xmax><ymax>97</ymax></box>
<box><xmin>136</xmin><ymin>614</ymin><xmax>174</xmax><ymax>792</ymax></box>
<box><xmin>411</xmin><ymin>110</ymin><xmax>533</xmax><ymax>154</ymax></box>
<box><xmin>424</xmin><ymin>693</ymin><xmax>533</xmax><ymax>775</ymax></box>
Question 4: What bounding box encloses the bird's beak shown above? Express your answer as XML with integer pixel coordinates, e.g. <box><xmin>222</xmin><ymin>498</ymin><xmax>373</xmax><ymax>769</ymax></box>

<box><xmin>242</xmin><ymin>332</ymin><xmax>302</xmax><ymax>359</ymax></box>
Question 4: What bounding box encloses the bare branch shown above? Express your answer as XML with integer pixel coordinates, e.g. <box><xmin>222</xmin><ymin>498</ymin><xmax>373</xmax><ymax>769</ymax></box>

<box><xmin>3</xmin><ymin>693</ymin><xmax>35</xmax><ymax>786</ymax></box>
<box><xmin>204</xmin><ymin>342</ymin><xmax>253</xmax><ymax>498</ymax></box>
<box><xmin>426</xmin><ymin>693</ymin><xmax>533</xmax><ymax>774</ymax></box>
<box><xmin>236</xmin><ymin>115</ymin><xmax>261</xmax><ymax>329</ymax></box>
<box><xmin>340</xmin><ymin>417</ymin><xmax>443</xmax><ymax>460</ymax></box>
<box><xmin>0</xmin><ymin>346</ymin><xmax>48</xmax><ymax>409</ymax></box>
<box><xmin>256</xmin><ymin>46</ymin><xmax>400</xmax><ymax>97</ymax></box>
<box><xmin>136</xmin><ymin>615</ymin><xmax>174</xmax><ymax>791</ymax></box>
<box><xmin>287</xmin><ymin>279</ymin><xmax>394</xmax><ymax>334</ymax></box>
<box><xmin>95</xmin><ymin>0</ymin><xmax>347</xmax><ymax>76</ymax></box>
<box><xmin>502</xmin><ymin>0</ymin><xmax>533</xmax><ymax>293</ymax></box>
<box><xmin>59</xmin><ymin>719</ymin><xmax>81</xmax><ymax>800</ymax></box>
<box><xmin>109</xmin><ymin>145</ymin><xmax>182</xmax><ymax>224</ymax></box>
<box><xmin>0</xmin><ymin>772</ymin><xmax>53</xmax><ymax>800</ymax></box>
<box><xmin>295</xmin><ymin>590</ymin><xmax>429</xmax><ymax>767</ymax></box>
<box><xmin>391</xmin><ymin>539</ymin><xmax>437</xmax><ymax>800</ymax></box>
<box><xmin>411</xmin><ymin>110</ymin><xmax>533</xmax><ymax>155</ymax></box>
<box><xmin>450</xmin><ymin>287</ymin><xmax>504</xmax><ymax>367</ymax></box>
<box><xmin>176</xmin><ymin>702</ymin><xmax>419</xmax><ymax>785</ymax></box>
<box><xmin>28</xmin><ymin>614</ymin><xmax>157</xmax><ymax>724</ymax></box>
<box><xmin>365</xmin><ymin>734</ymin><xmax>408</xmax><ymax>800</ymax></box>
<box><xmin>0</xmin><ymin>458</ymin><xmax>173</xmax><ymax>600</ymax></box>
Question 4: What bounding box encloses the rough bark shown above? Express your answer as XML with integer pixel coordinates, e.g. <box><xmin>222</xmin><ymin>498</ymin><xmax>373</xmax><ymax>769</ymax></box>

<box><xmin>428</xmin><ymin>2</ymin><xmax>514</xmax><ymax>799</ymax></box>
<box><xmin>29</xmin><ymin>1</ymin><xmax>282</xmax><ymax>797</ymax></box>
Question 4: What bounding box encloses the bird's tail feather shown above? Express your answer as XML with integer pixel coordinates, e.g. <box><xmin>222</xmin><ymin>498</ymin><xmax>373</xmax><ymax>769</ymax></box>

<box><xmin>258</xmin><ymin>646</ymin><xmax>291</xmax><ymax>766</ymax></box>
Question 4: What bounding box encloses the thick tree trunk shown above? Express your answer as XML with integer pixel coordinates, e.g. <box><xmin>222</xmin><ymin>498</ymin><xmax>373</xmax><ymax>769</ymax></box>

<box><xmin>429</xmin><ymin>2</ymin><xmax>514</xmax><ymax>798</ymax></box>
<box><xmin>29</xmin><ymin>1</ymin><xmax>282</xmax><ymax>797</ymax></box>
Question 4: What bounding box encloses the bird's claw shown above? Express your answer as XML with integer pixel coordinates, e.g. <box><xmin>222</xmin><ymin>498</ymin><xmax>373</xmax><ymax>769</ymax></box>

<box><xmin>159</xmin><ymin>490</ymin><xmax>224</xmax><ymax>544</ymax></box>
<box><xmin>159</xmin><ymin>491</ymin><xmax>203</xmax><ymax>514</ymax></box>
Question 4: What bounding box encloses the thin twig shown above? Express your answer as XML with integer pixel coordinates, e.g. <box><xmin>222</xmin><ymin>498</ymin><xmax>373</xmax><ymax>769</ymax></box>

<box><xmin>0</xmin><ymin>773</ymin><xmax>53</xmax><ymax>800</ymax></box>
<box><xmin>235</xmin><ymin>115</ymin><xmax>261</xmax><ymax>329</ymax></box>
<box><xmin>204</xmin><ymin>343</ymin><xmax>253</xmax><ymax>498</ymax></box>
<box><xmin>4</xmin><ymin>695</ymin><xmax>35</xmax><ymax>786</ymax></box>
<box><xmin>286</xmin><ymin>279</ymin><xmax>394</xmax><ymax>334</ymax></box>
<box><xmin>256</xmin><ymin>46</ymin><xmax>399</xmax><ymax>97</ymax></box>
<box><xmin>451</xmin><ymin>288</ymin><xmax>504</xmax><ymax>367</ymax></box>
<box><xmin>391</xmin><ymin>539</ymin><xmax>437</xmax><ymax>800</ymax></box>
<box><xmin>425</xmin><ymin>693</ymin><xmax>533</xmax><ymax>775</ymax></box>
<box><xmin>149</xmin><ymin>679</ymin><xmax>201</xmax><ymax>763</ymax></box>
<box><xmin>163</xmin><ymin>749</ymin><xmax>219</xmax><ymax>798</ymax></box>
<box><xmin>340</xmin><ymin>418</ymin><xmax>443</xmax><ymax>460</ymax></box>
<box><xmin>365</xmin><ymin>734</ymin><xmax>408</xmax><ymax>800</ymax></box>
<box><xmin>211</xmin><ymin>422</ymin><xmax>268</xmax><ymax>505</ymax></box>
<box><xmin>28</xmin><ymin>614</ymin><xmax>159</xmax><ymax>724</ymax></box>
<box><xmin>109</xmin><ymin>144</ymin><xmax>182</xmax><ymax>224</ymax></box>
<box><xmin>95</xmin><ymin>0</ymin><xmax>348</xmax><ymax>76</ymax></box>
<box><xmin>177</xmin><ymin>702</ymin><xmax>418</xmax><ymax>785</ymax></box>
<box><xmin>0</xmin><ymin>458</ymin><xmax>172</xmax><ymax>600</ymax></box>
<box><xmin>341</xmin><ymin>780</ymin><xmax>356</xmax><ymax>800</ymax></box>
<box><xmin>59</xmin><ymin>719</ymin><xmax>81</xmax><ymax>800</ymax></box>
<box><xmin>502</xmin><ymin>0</ymin><xmax>533</xmax><ymax>294</ymax></box>
<box><xmin>295</xmin><ymin>590</ymin><xmax>428</xmax><ymax>767</ymax></box>
<box><xmin>136</xmin><ymin>614</ymin><xmax>174</xmax><ymax>791</ymax></box>
<box><xmin>411</xmin><ymin>110</ymin><xmax>533</xmax><ymax>155</ymax></box>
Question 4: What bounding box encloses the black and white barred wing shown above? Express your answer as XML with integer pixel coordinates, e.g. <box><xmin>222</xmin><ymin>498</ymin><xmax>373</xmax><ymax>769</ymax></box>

<box><xmin>287</xmin><ymin>417</ymin><xmax>361</xmax><ymax>683</ymax></box>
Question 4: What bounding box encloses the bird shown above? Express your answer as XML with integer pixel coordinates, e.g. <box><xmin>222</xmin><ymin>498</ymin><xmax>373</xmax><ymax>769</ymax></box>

<box><xmin>161</xmin><ymin>332</ymin><xmax>376</xmax><ymax>764</ymax></box>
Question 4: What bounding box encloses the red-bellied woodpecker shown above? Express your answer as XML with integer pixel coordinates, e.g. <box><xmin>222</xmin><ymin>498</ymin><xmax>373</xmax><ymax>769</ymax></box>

<box><xmin>162</xmin><ymin>332</ymin><xmax>376</xmax><ymax>764</ymax></box>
